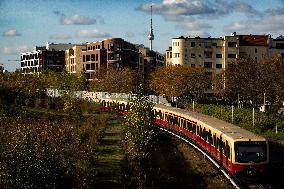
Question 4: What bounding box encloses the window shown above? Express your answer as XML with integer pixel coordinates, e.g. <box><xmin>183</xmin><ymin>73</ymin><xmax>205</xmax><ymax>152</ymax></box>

<box><xmin>216</xmin><ymin>64</ymin><xmax>222</xmax><ymax>69</ymax></box>
<box><xmin>191</xmin><ymin>64</ymin><xmax>195</xmax><ymax>68</ymax></box>
<box><xmin>216</xmin><ymin>54</ymin><xmax>222</xmax><ymax>58</ymax></box>
<box><xmin>204</xmin><ymin>51</ymin><xmax>212</xmax><ymax>58</ymax></box>
<box><xmin>199</xmin><ymin>54</ymin><xmax>202</xmax><ymax>58</ymax></box>
<box><xmin>91</xmin><ymin>63</ymin><xmax>95</xmax><ymax>70</ymax></box>
<box><xmin>174</xmin><ymin>53</ymin><xmax>180</xmax><ymax>58</ymax></box>
<box><xmin>91</xmin><ymin>54</ymin><xmax>95</xmax><ymax>61</ymax></box>
<box><xmin>86</xmin><ymin>64</ymin><xmax>90</xmax><ymax>70</ymax></box>
<box><xmin>228</xmin><ymin>42</ymin><xmax>237</xmax><ymax>47</ymax></box>
<box><xmin>205</xmin><ymin>42</ymin><xmax>211</xmax><ymax>48</ymax></box>
<box><xmin>191</xmin><ymin>53</ymin><xmax>196</xmax><ymax>58</ymax></box>
<box><xmin>108</xmin><ymin>53</ymin><xmax>114</xmax><ymax>60</ymax></box>
<box><xmin>204</xmin><ymin>62</ymin><xmax>212</xmax><ymax>68</ymax></box>
<box><xmin>255</xmin><ymin>48</ymin><xmax>258</xmax><ymax>53</ymax></box>
<box><xmin>86</xmin><ymin>55</ymin><xmax>90</xmax><ymax>61</ymax></box>
<box><xmin>83</xmin><ymin>55</ymin><xmax>86</xmax><ymax>62</ymax></box>
<box><xmin>228</xmin><ymin>53</ymin><xmax>236</xmax><ymax>58</ymax></box>
<box><xmin>191</xmin><ymin>42</ymin><xmax>195</xmax><ymax>47</ymax></box>
<box><xmin>108</xmin><ymin>43</ymin><xmax>114</xmax><ymax>51</ymax></box>
<box><xmin>96</xmin><ymin>54</ymin><xmax>98</xmax><ymax>61</ymax></box>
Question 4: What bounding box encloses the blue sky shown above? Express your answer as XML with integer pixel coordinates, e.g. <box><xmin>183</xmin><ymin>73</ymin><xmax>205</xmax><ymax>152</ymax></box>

<box><xmin>1</xmin><ymin>0</ymin><xmax>284</xmax><ymax>71</ymax></box>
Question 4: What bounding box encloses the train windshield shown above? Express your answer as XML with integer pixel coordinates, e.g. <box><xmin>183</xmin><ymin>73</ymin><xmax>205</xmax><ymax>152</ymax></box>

<box><xmin>235</xmin><ymin>141</ymin><xmax>267</xmax><ymax>163</ymax></box>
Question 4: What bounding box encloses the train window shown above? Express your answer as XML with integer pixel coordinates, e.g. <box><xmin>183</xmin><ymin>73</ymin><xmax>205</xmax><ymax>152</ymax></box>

<box><xmin>174</xmin><ymin>116</ymin><xmax>178</xmax><ymax>125</ymax></box>
<box><xmin>219</xmin><ymin>137</ymin><xmax>223</xmax><ymax>152</ymax></box>
<box><xmin>225</xmin><ymin>141</ymin><xmax>230</xmax><ymax>159</ymax></box>
<box><xmin>203</xmin><ymin>128</ymin><xmax>207</xmax><ymax>141</ymax></box>
<box><xmin>192</xmin><ymin>124</ymin><xmax>196</xmax><ymax>134</ymax></box>
<box><xmin>179</xmin><ymin>118</ymin><xmax>183</xmax><ymax>128</ymax></box>
<box><xmin>158</xmin><ymin>111</ymin><xmax>163</xmax><ymax>119</ymax></box>
<box><xmin>189</xmin><ymin>122</ymin><xmax>193</xmax><ymax>131</ymax></box>
<box><xmin>234</xmin><ymin>141</ymin><xmax>267</xmax><ymax>163</ymax></box>
<box><xmin>182</xmin><ymin>119</ymin><xmax>186</xmax><ymax>129</ymax></box>
<box><xmin>216</xmin><ymin>138</ymin><xmax>220</xmax><ymax>149</ymax></box>
<box><xmin>165</xmin><ymin>113</ymin><xmax>169</xmax><ymax>121</ymax></box>
<box><xmin>197</xmin><ymin>126</ymin><xmax>200</xmax><ymax>136</ymax></box>
<box><xmin>208</xmin><ymin>130</ymin><xmax>212</xmax><ymax>144</ymax></box>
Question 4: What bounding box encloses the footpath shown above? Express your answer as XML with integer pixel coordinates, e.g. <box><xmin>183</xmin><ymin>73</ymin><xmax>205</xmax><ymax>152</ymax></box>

<box><xmin>94</xmin><ymin>119</ymin><xmax>132</xmax><ymax>188</ymax></box>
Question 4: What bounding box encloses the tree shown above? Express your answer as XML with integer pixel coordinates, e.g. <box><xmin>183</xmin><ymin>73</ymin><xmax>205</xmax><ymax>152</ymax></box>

<box><xmin>258</xmin><ymin>56</ymin><xmax>284</xmax><ymax>105</ymax></box>
<box><xmin>224</xmin><ymin>56</ymin><xmax>261</xmax><ymax>104</ymax></box>
<box><xmin>223</xmin><ymin>55</ymin><xmax>284</xmax><ymax>106</ymax></box>
<box><xmin>90</xmin><ymin>67</ymin><xmax>143</xmax><ymax>93</ymax></box>
<box><xmin>149</xmin><ymin>65</ymin><xmax>210</xmax><ymax>101</ymax></box>
<box><xmin>123</xmin><ymin>85</ymin><xmax>156</xmax><ymax>159</ymax></box>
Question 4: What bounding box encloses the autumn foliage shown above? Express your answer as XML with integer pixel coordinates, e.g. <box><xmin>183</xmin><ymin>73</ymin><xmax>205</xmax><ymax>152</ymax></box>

<box><xmin>150</xmin><ymin>65</ymin><xmax>210</xmax><ymax>100</ymax></box>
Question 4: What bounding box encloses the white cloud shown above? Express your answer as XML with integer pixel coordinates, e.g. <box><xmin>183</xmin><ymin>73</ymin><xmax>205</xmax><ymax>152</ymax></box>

<box><xmin>77</xmin><ymin>29</ymin><xmax>111</xmax><ymax>38</ymax></box>
<box><xmin>224</xmin><ymin>14</ymin><xmax>284</xmax><ymax>35</ymax></box>
<box><xmin>3</xmin><ymin>29</ymin><xmax>21</xmax><ymax>37</ymax></box>
<box><xmin>1</xmin><ymin>45</ymin><xmax>30</xmax><ymax>54</ymax></box>
<box><xmin>61</xmin><ymin>15</ymin><xmax>97</xmax><ymax>25</ymax></box>
<box><xmin>137</xmin><ymin>0</ymin><xmax>260</xmax><ymax>35</ymax></box>
<box><xmin>49</xmin><ymin>34</ymin><xmax>72</xmax><ymax>40</ymax></box>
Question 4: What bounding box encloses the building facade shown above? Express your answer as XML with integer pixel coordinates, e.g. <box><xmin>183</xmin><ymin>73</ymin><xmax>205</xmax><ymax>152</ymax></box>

<box><xmin>65</xmin><ymin>45</ymin><xmax>86</xmax><ymax>74</ymax></box>
<box><xmin>169</xmin><ymin>32</ymin><xmax>284</xmax><ymax>69</ymax></box>
<box><xmin>21</xmin><ymin>43</ymin><xmax>78</xmax><ymax>74</ymax></box>
<box><xmin>80</xmin><ymin>38</ymin><xmax>141</xmax><ymax>80</ymax></box>
<box><xmin>167</xmin><ymin>32</ymin><xmax>284</xmax><ymax>92</ymax></box>
<box><xmin>137</xmin><ymin>45</ymin><xmax>165</xmax><ymax>82</ymax></box>
<box><xmin>0</xmin><ymin>64</ymin><xmax>5</xmax><ymax>73</ymax></box>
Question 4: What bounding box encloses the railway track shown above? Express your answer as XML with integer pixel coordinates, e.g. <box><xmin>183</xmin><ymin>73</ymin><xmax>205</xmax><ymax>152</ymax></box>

<box><xmin>158</xmin><ymin>127</ymin><xmax>242</xmax><ymax>189</ymax></box>
<box><xmin>157</xmin><ymin>127</ymin><xmax>276</xmax><ymax>189</ymax></box>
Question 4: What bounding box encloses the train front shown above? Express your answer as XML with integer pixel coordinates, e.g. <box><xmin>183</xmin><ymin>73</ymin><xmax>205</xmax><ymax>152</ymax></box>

<box><xmin>232</xmin><ymin>140</ymin><xmax>269</xmax><ymax>177</ymax></box>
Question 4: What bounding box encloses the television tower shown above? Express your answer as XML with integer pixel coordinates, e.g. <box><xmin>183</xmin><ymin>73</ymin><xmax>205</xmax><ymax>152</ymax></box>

<box><xmin>148</xmin><ymin>5</ymin><xmax>154</xmax><ymax>50</ymax></box>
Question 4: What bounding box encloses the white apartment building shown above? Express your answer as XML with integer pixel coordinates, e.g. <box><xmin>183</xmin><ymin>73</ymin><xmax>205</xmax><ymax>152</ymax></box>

<box><xmin>167</xmin><ymin>32</ymin><xmax>284</xmax><ymax>91</ymax></box>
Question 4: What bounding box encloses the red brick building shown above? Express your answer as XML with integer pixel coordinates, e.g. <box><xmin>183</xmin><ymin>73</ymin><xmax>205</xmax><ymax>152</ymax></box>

<box><xmin>81</xmin><ymin>38</ymin><xmax>140</xmax><ymax>79</ymax></box>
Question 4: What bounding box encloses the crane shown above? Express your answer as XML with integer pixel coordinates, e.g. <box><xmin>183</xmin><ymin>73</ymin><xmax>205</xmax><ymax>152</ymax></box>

<box><xmin>8</xmin><ymin>59</ymin><xmax>20</xmax><ymax>61</ymax></box>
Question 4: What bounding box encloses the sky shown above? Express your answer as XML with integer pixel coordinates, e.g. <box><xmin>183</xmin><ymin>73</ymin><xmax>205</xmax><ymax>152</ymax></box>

<box><xmin>1</xmin><ymin>0</ymin><xmax>284</xmax><ymax>71</ymax></box>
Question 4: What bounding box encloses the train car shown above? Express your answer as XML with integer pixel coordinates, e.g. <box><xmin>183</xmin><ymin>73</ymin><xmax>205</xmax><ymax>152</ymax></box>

<box><xmin>100</xmin><ymin>98</ymin><xmax>269</xmax><ymax>176</ymax></box>
<box><xmin>100</xmin><ymin>98</ymin><xmax>129</xmax><ymax>114</ymax></box>
<box><xmin>153</xmin><ymin>104</ymin><xmax>269</xmax><ymax>176</ymax></box>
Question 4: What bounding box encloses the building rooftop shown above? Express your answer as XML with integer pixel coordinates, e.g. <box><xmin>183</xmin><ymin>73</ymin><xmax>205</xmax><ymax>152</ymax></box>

<box><xmin>238</xmin><ymin>35</ymin><xmax>269</xmax><ymax>46</ymax></box>
<box><xmin>172</xmin><ymin>36</ymin><xmax>224</xmax><ymax>40</ymax></box>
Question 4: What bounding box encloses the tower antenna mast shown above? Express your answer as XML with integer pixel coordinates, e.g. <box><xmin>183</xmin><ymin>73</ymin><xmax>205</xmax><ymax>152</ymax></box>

<box><xmin>148</xmin><ymin>5</ymin><xmax>154</xmax><ymax>50</ymax></box>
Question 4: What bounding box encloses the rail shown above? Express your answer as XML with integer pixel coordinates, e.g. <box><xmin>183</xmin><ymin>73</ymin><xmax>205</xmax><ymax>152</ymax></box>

<box><xmin>158</xmin><ymin>127</ymin><xmax>241</xmax><ymax>189</ymax></box>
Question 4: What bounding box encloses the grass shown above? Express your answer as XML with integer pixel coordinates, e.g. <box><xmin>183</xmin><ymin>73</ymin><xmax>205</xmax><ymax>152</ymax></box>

<box><xmin>94</xmin><ymin>118</ymin><xmax>134</xmax><ymax>188</ymax></box>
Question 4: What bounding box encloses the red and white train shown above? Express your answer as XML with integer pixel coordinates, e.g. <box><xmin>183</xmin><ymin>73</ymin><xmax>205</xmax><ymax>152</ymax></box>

<box><xmin>100</xmin><ymin>98</ymin><xmax>269</xmax><ymax>176</ymax></box>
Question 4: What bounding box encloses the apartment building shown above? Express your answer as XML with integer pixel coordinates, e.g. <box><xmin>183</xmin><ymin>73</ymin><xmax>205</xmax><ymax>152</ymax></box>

<box><xmin>0</xmin><ymin>64</ymin><xmax>5</xmax><ymax>73</ymax></box>
<box><xmin>137</xmin><ymin>45</ymin><xmax>165</xmax><ymax>82</ymax></box>
<box><xmin>167</xmin><ymin>32</ymin><xmax>284</xmax><ymax>92</ymax></box>
<box><xmin>165</xmin><ymin>46</ymin><xmax>172</xmax><ymax>66</ymax></box>
<box><xmin>21</xmin><ymin>42</ymin><xmax>78</xmax><ymax>74</ymax></box>
<box><xmin>80</xmin><ymin>38</ymin><xmax>141</xmax><ymax>80</ymax></box>
<box><xmin>65</xmin><ymin>45</ymin><xmax>86</xmax><ymax>73</ymax></box>
<box><xmin>169</xmin><ymin>32</ymin><xmax>284</xmax><ymax>69</ymax></box>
